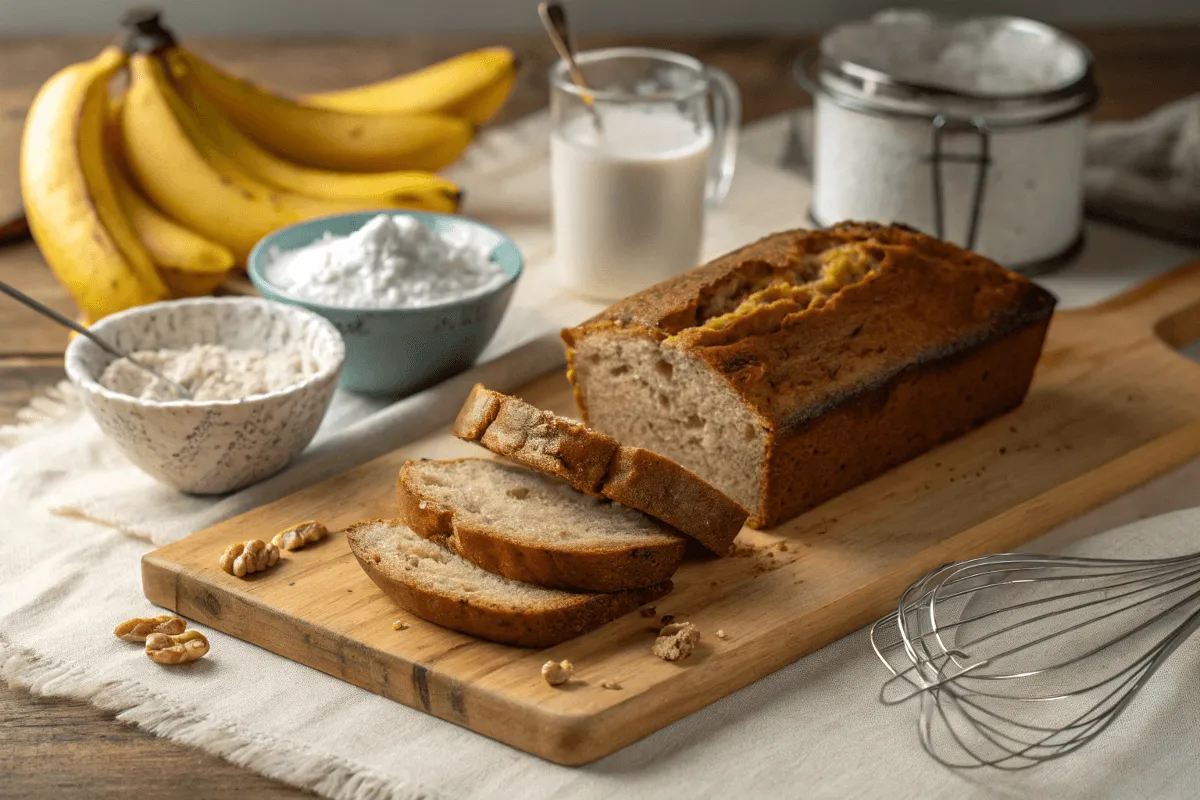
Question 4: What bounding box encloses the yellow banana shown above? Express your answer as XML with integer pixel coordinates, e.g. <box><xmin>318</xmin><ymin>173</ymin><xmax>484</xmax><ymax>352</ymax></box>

<box><xmin>173</xmin><ymin>48</ymin><xmax>475</xmax><ymax>172</ymax></box>
<box><xmin>105</xmin><ymin>89</ymin><xmax>235</xmax><ymax>296</ymax></box>
<box><xmin>110</xmin><ymin>165</ymin><xmax>234</xmax><ymax>297</ymax></box>
<box><xmin>20</xmin><ymin>47</ymin><xmax>169</xmax><ymax>321</ymax></box>
<box><xmin>123</xmin><ymin>54</ymin><xmax>433</xmax><ymax>263</ymax></box>
<box><xmin>170</xmin><ymin>67</ymin><xmax>460</xmax><ymax>210</ymax></box>
<box><xmin>303</xmin><ymin>47</ymin><xmax>516</xmax><ymax>124</ymax></box>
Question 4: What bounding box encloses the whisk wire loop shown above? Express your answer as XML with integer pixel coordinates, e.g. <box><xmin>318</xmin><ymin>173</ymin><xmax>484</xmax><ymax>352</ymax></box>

<box><xmin>872</xmin><ymin>549</ymin><xmax>1200</xmax><ymax>768</ymax></box>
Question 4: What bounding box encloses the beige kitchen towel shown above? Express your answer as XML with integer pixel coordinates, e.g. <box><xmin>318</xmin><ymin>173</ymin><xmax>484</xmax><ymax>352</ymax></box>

<box><xmin>3</xmin><ymin>113</ymin><xmax>1200</xmax><ymax>800</ymax></box>
<box><xmin>4</xmin><ymin>425</ymin><xmax>1200</xmax><ymax>800</ymax></box>
<box><xmin>1086</xmin><ymin>94</ymin><xmax>1200</xmax><ymax>243</ymax></box>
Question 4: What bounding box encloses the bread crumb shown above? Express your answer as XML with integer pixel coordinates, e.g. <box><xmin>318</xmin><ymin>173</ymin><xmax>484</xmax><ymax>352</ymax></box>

<box><xmin>639</xmin><ymin>606</ymin><xmax>657</xmax><ymax>618</ymax></box>
<box><xmin>715</xmin><ymin>629</ymin><xmax>727</xmax><ymax>639</ymax></box>
<box><xmin>541</xmin><ymin>659</ymin><xmax>574</xmax><ymax>686</ymax></box>
<box><xmin>660</xmin><ymin>614</ymin><xmax>675</xmax><ymax>625</ymax></box>
<box><xmin>600</xmin><ymin>679</ymin><xmax>622</xmax><ymax>690</ymax></box>
<box><xmin>653</xmin><ymin>622</ymin><xmax>701</xmax><ymax>661</ymax></box>
<box><xmin>391</xmin><ymin>620</ymin><xmax>409</xmax><ymax>631</ymax></box>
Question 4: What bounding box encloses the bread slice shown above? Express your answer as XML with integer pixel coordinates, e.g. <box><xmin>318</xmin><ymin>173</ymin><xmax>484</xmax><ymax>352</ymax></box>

<box><xmin>452</xmin><ymin>384</ymin><xmax>748</xmax><ymax>555</ymax></box>
<box><xmin>397</xmin><ymin>458</ymin><xmax>685</xmax><ymax>591</ymax></box>
<box><xmin>346</xmin><ymin>518</ymin><xmax>670</xmax><ymax>647</ymax></box>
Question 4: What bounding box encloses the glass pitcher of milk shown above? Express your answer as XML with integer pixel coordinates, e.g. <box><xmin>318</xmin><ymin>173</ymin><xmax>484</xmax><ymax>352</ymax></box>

<box><xmin>549</xmin><ymin>48</ymin><xmax>741</xmax><ymax>299</ymax></box>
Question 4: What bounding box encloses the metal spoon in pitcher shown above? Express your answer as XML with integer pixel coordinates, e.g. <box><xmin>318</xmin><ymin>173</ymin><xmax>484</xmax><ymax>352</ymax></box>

<box><xmin>537</xmin><ymin>1</ymin><xmax>604</xmax><ymax>131</ymax></box>
<box><xmin>0</xmin><ymin>278</ymin><xmax>193</xmax><ymax>400</ymax></box>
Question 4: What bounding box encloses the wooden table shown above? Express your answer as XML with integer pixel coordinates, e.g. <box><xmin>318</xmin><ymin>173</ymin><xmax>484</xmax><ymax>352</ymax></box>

<box><xmin>1</xmin><ymin>27</ymin><xmax>1197</xmax><ymax>799</ymax></box>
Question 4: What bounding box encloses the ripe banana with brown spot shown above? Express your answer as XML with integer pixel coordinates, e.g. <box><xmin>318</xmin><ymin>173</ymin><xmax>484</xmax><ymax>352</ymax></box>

<box><xmin>110</xmin><ymin>164</ymin><xmax>235</xmax><ymax>297</ymax></box>
<box><xmin>20</xmin><ymin>46</ymin><xmax>169</xmax><ymax>321</ymax></box>
<box><xmin>173</xmin><ymin>47</ymin><xmax>475</xmax><ymax>172</ymax></box>
<box><xmin>122</xmin><ymin>54</ymin><xmax>423</xmax><ymax>263</ymax></box>
<box><xmin>105</xmin><ymin>90</ymin><xmax>235</xmax><ymax>296</ymax></box>
<box><xmin>169</xmin><ymin>64</ymin><xmax>460</xmax><ymax>211</ymax></box>
<box><xmin>303</xmin><ymin>47</ymin><xmax>517</xmax><ymax>124</ymax></box>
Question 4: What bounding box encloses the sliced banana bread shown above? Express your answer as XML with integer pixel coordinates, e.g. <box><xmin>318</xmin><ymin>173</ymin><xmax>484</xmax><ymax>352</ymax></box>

<box><xmin>562</xmin><ymin>222</ymin><xmax>1057</xmax><ymax>528</ymax></box>
<box><xmin>452</xmin><ymin>385</ymin><xmax>749</xmax><ymax>554</ymax></box>
<box><xmin>346</xmin><ymin>518</ymin><xmax>669</xmax><ymax>647</ymax></box>
<box><xmin>397</xmin><ymin>458</ymin><xmax>686</xmax><ymax>591</ymax></box>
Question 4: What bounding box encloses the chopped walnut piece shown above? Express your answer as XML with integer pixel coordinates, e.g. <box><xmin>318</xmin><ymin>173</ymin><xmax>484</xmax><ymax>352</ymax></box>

<box><xmin>219</xmin><ymin>539</ymin><xmax>279</xmax><ymax>577</ymax></box>
<box><xmin>114</xmin><ymin>615</ymin><xmax>186</xmax><ymax>642</ymax></box>
<box><xmin>600</xmin><ymin>680</ymin><xmax>623</xmax><ymax>690</ymax></box>
<box><xmin>660</xmin><ymin>614</ymin><xmax>675</xmax><ymax>625</ymax></box>
<box><xmin>715</xmin><ymin>629</ymin><xmax>728</xmax><ymax>640</ymax></box>
<box><xmin>541</xmin><ymin>659</ymin><xmax>574</xmax><ymax>686</ymax></box>
<box><xmin>145</xmin><ymin>630</ymin><xmax>209</xmax><ymax>665</ymax></box>
<box><xmin>272</xmin><ymin>521</ymin><xmax>328</xmax><ymax>551</ymax></box>
<box><xmin>653</xmin><ymin>622</ymin><xmax>701</xmax><ymax>661</ymax></box>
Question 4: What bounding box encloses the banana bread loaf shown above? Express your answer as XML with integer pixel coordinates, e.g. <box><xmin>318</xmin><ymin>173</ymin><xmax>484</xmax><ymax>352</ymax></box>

<box><xmin>561</xmin><ymin>222</ymin><xmax>1056</xmax><ymax>528</ymax></box>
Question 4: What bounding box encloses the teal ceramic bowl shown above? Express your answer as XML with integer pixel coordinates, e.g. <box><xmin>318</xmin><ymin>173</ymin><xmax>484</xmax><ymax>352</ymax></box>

<box><xmin>248</xmin><ymin>211</ymin><xmax>522</xmax><ymax>396</ymax></box>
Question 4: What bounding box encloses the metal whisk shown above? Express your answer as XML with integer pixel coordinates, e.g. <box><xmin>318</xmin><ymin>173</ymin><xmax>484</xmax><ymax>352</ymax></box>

<box><xmin>870</xmin><ymin>551</ymin><xmax>1200</xmax><ymax>770</ymax></box>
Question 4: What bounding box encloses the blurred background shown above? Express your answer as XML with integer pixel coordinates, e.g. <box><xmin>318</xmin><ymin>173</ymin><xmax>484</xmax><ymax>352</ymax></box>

<box><xmin>2</xmin><ymin>0</ymin><xmax>1199</xmax><ymax>35</ymax></box>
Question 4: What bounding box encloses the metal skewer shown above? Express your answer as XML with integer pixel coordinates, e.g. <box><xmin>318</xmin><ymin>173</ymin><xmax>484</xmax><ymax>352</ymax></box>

<box><xmin>0</xmin><ymin>278</ymin><xmax>193</xmax><ymax>400</ymax></box>
<box><xmin>538</xmin><ymin>1</ymin><xmax>604</xmax><ymax>131</ymax></box>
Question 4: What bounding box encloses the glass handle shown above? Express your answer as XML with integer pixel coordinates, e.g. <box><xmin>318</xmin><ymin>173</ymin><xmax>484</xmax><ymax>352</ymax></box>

<box><xmin>705</xmin><ymin>66</ymin><xmax>741</xmax><ymax>207</ymax></box>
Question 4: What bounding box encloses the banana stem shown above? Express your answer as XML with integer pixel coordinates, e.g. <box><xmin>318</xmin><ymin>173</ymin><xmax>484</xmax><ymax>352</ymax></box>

<box><xmin>121</xmin><ymin>7</ymin><xmax>177</xmax><ymax>55</ymax></box>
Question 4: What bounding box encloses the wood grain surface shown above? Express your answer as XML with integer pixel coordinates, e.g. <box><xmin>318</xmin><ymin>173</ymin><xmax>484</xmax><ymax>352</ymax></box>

<box><xmin>142</xmin><ymin>259</ymin><xmax>1200</xmax><ymax>764</ymax></box>
<box><xmin>2</xmin><ymin>25</ymin><xmax>1199</xmax><ymax>797</ymax></box>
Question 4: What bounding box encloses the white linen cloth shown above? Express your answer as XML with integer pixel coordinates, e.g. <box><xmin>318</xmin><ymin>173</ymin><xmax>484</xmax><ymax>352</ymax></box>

<box><xmin>2</xmin><ymin>114</ymin><xmax>1200</xmax><ymax>800</ymax></box>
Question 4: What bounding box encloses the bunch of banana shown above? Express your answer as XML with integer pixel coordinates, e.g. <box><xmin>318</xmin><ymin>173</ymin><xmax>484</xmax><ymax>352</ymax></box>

<box><xmin>20</xmin><ymin>9</ymin><xmax>516</xmax><ymax>322</ymax></box>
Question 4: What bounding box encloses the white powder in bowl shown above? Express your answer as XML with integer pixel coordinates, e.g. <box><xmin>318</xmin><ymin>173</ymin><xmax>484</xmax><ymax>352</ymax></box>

<box><xmin>99</xmin><ymin>343</ymin><xmax>319</xmax><ymax>402</ymax></box>
<box><xmin>265</xmin><ymin>214</ymin><xmax>508</xmax><ymax>309</ymax></box>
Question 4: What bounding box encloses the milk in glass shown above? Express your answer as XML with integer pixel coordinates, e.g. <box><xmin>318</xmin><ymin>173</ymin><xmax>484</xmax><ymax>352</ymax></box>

<box><xmin>551</xmin><ymin>104</ymin><xmax>714</xmax><ymax>299</ymax></box>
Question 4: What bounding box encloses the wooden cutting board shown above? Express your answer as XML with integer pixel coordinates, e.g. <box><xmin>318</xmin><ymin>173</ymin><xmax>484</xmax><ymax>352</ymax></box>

<box><xmin>143</xmin><ymin>259</ymin><xmax>1200</xmax><ymax>765</ymax></box>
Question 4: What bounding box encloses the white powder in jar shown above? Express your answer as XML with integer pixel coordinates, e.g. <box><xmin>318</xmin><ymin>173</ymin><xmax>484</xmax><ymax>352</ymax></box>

<box><xmin>265</xmin><ymin>214</ymin><xmax>507</xmax><ymax>309</ymax></box>
<box><xmin>810</xmin><ymin>13</ymin><xmax>1093</xmax><ymax>267</ymax></box>
<box><xmin>99</xmin><ymin>343</ymin><xmax>319</xmax><ymax>402</ymax></box>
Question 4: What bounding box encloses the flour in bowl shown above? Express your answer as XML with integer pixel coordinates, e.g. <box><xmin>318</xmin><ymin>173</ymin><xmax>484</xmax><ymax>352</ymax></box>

<box><xmin>265</xmin><ymin>214</ymin><xmax>508</xmax><ymax>309</ymax></box>
<box><xmin>99</xmin><ymin>343</ymin><xmax>319</xmax><ymax>402</ymax></box>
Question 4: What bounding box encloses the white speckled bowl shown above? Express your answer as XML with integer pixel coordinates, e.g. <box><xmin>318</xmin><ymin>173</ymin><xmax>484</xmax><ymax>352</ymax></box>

<box><xmin>64</xmin><ymin>297</ymin><xmax>345</xmax><ymax>495</ymax></box>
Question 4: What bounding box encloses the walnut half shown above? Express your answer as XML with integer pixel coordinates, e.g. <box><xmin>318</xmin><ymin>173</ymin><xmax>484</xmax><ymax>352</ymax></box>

<box><xmin>653</xmin><ymin>622</ymin><xmax>701</xmax><ymax>661</ymax></box>
<box><xmin>541</xmin><ymin>659</ymin><xmax>574</xmax><ymax>686</ymax></box>
<box><xmin>145</xmin><ymin>630</ymin><xmax>209</xmax><ymax>665</ymax></box>
<box><xmin>114</xmin><ymin>615</ymin><xmax>186</xmax><ymax>643</ymax></box>
<box><xmin>219</xmin><ymin>539</ymin><xmax>279</xmax><ymax>577</ymax></box>
<box><xmin>271</xmin><ymin>521</ymin><xmax>328</xmax><ymax>552</ymax></box>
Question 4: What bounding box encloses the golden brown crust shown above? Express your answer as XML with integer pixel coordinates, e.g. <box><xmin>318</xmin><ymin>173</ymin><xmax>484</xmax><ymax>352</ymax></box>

<box><xmin>453</xmin><ymin>388</ymin><xmax>746</xmax><ymax>553</ymax></box>
<box><xmin>346</xmin><ymin>518</ymin><xmax>671</xmax><ymax>647</ymax></box>
<box><xmin>605</xmin><ymin>448</ymin><xmax>747</xmax><ymax>555</ymax></box>
<box><xmin>452</xmin><ymin>383</ymin><xmax>501</xmax><ymax>440</ymax></box>
<box><xmin>395</xmin><ymin>459</ymin><xmax>686</xmax><ymax>591</ymax></box>
<box><xmin>564</xmin><ymin>223</ymin><xmax>1055</xmax><ymax>431</ymax></box>
<box><xmin>453</xmin><ymin>385</ymin><xmax>617</xmax><ymax>494</ymax></box>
